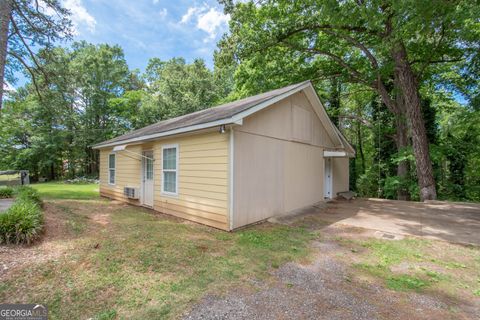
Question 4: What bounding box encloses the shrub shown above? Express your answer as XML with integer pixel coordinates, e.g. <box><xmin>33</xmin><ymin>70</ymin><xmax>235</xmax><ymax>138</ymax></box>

<box><xmin>14</xmin><ymin>186</ymin><xmax>42</xmax><ymax>205</ymax></box>
<box><xmin>0</xmin><ymin>187</ymin><xmax>14</xmax><ymax>199</ymax></box>
<box><xmin>0</xmin><ymin>186</ymin><xmax>43</xmax><ymax>244</ymax></box>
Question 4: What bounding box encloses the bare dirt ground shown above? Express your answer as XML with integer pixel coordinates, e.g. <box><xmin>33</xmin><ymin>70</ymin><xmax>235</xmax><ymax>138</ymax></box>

<box><xmin>2</xmin><ymin>197</ymin><xmax>479</xmax><ymax>319</ymax></box>
<box><xmin>185</xmin><ymin>228</ymin><xmax>479</xmax><ymax>320</ymax></box>
<box><xmin>184</xmin><ymin>199</ymin><xmax>480</xmax><ymax>320</ymax></box>
<box><xmin>0</xmin><ymin>199</ymin><xmax>118</xmax><ymax>281</ymax></box>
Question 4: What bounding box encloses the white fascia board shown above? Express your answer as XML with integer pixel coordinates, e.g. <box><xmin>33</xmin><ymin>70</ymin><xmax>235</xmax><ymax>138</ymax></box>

<box><xmin>93</xmin><ymin>118</ymin><xmax>232</xmax><ymax>149</ymax></box>
<box><xmin>93</xmin><ymin>82</ymin><xmax>310</xmax><ymax>150</ymax></box>
<box><xmin>324</xmin><ymin>151</ymin><xmax>348</xmax><ymax>157</ymax></box>
<box><xmin>230</xmin><ymin>82</ymin><xmax>311</xmax><ymax>123</ymax></box>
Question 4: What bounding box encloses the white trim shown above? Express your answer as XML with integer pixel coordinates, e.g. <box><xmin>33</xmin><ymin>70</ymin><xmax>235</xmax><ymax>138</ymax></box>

<box><xmin>228</xmin><ymin>127</ymin><xmax>234</xmax><ymax>231</ymax></box>
<box><xmin>94</xmin><ymin>119</ymin><xmax>233</xmax><ymax>149</ymax></box>
<box><xmin>161</xmin><ymin>144</ymin><xmax>179</xmax><ymax>197</ymax></box>
<box><xmin>302</xmin><ymin>86</ymin><xmax>342</xmax><ymax>147</ymax></box>
<box><xmin>324</xmin><ymin>151</ymin><xmax>347</xmax><ymax>157</ymax></box>
<box><xmin>230</xmin><ymin>82</ymin><xmax>310</xmax><ymax>123</ymax></box>
<box><xmin>108</xmin><ymin>153</ymin><xmax>116</xmax><ymax>185</ymax></box>
<box><xmin>93</xmin><ymin>82</ymin><xmax>310</xmax><ymax>149</ymax></box>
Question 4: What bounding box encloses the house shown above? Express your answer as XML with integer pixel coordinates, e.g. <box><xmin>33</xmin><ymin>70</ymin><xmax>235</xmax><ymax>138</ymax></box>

<box><xmin>93</xmin><ymin>81</ymin><xmax>355</xmax><ymax>230</ymax></box>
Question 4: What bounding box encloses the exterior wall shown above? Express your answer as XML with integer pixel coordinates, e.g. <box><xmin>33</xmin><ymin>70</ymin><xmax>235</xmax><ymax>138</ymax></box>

<box><xmin>233</xmin><ymin>91</ymin><xmax>343</xmax><ymax>228</ymax></box>
<box><xmin>332</xmin><ymin>157</ymin><xmax>350</xmax><ymax>196</ymax></box>
<box><xmin>99</xmin><ymin>130</ymin><xmax>230</xmax><ymax>230</ymax></box>
<box><xmin>99</xmin><ymin>145</ymin><xmax>142</xmax><ymax>205</ymax></box>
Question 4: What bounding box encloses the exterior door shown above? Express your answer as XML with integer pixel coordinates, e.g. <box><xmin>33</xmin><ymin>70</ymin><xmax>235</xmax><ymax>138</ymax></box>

<box><xmin>142</xmin><ymin>151</ymin><xmax>154</xmax><ymax>207</ymax></box>
<box><xmin>324</xmin><ymin>157</ymin><xmax>333</xmax><ymax>199</ymax></box>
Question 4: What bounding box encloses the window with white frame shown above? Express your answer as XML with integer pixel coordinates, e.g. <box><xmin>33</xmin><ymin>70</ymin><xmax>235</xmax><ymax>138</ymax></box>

<box><xmin>162</xmin><ymin>145</ymin><xmax>178</xmax><ymax>195</ymax></box>
<box><xmin>108</xmin><ymin>153</ymin><xmax>116</xmax><ymax>184</ymax></box>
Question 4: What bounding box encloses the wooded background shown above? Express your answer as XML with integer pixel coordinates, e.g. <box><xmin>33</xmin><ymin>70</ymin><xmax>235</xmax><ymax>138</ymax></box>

<box><xmin>0</xmin><ymin>0</ymin><xmax>479</xmax><ymax>202</ymax></box>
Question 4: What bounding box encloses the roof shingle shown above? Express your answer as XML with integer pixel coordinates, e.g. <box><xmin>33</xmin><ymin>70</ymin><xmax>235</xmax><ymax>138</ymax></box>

<box><xmin>94</xmin><ymin>81</ymin><xmax>310</xmax><ymax>148</ymax></box>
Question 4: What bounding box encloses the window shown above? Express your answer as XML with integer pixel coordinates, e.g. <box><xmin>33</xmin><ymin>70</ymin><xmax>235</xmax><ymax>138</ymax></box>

<box><xmin>108</xmin><ymin>153</ymin><xmax>116</xmax><ymax>185</ymax></box>
<box><xmin>162</xmin><ymin>145</ymin><xmax>178</xmax><ymax>195</ymax></box>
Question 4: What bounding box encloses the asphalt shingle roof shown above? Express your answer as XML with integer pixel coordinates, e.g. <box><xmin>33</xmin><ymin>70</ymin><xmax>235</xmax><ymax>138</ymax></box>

<box><xmin>94</xmin><ymin>81</ymin><xmax>310</xmax><ymax>148</ymax></box>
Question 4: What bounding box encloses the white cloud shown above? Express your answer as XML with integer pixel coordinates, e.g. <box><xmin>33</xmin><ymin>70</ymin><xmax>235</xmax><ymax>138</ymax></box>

<box><xmin>180</xmin><ymin>5</ymin><xmax>229</xmax><ymax>42</ymax></box>
<box><xmin>197</xmin><ymin>8</ymin><xmax>230</xmax><ymax>41</ymax></box>
<box><xmin>152</xmin><ymin>0</ymin><xmax>160</xmax><ymax>3</ymax></box>
<box><xmin>63</xmin><ymin>0</ymin><xmax>96</xmax><ymax>34</ymax></box>
<box><xmin>180</xmin><ymin>7</ymin><xmax>200</xmax><ymax>24</ymax></box>
<box><xmin>158</xmin><ymin>8</ymin><xmax>168</xmax><ymax>19</ymax></box>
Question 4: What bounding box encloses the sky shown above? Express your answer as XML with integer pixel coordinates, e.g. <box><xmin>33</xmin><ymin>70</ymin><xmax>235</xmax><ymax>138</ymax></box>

<box><xmin>64</xmin><ymin>0</ymin><xmax>230</xmax><ymax>71</ymax></box>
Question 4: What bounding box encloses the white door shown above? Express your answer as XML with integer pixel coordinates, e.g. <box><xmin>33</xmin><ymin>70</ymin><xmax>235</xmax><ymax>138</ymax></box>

<box><xmin>142</xmin><ymin>151</ymin><xmax>154</xmax><ymax>207</ymax></box>
<box><xmin>324</xmin><ymin>158</ymin><xmax>333</xmax><ymax>199</ymax></box>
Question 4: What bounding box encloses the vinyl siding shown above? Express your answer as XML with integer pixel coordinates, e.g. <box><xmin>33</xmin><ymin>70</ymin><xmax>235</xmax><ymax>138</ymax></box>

<box><xmin>98</xmin><ymin>130</ymin><xmax>230</xmax><ymax>230</ymax></box>
<box><xmin>99</xmin><ymin>145</ymin><xmax>142</xmax><ymax>205</ymax></box>
<box><xmin>232</xmin><ymin>91</ymin><xmax>345</xmax><ymax>228</ymax></box>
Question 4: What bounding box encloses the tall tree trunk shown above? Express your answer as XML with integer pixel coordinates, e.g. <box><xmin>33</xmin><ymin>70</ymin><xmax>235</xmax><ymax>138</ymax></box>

<box><xmin>0</xmin><ymin>0</ymin><xmax>12</xmax><ymax>112</ymax></box>
<box><xmin>393</xmin><ymin>71</ymin><xmax>410</xmax><ymax>201</ymax></box>
<box><xmin>393</xmin><ymin>43</ymin><xmax>437</xmax><ymax>201</ymax></box>
<box><xmin>356</xmin><ymin>115</ymin><xmax>365</xmax><ymax>174</ymax></box>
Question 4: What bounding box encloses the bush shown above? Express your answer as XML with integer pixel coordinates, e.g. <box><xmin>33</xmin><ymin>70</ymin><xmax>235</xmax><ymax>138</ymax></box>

<box><xmin>14</xmin><ymin>186</ymin><xmax>42</xmax><ymax>205</ymax></box>
<box><xmin>0</xmin><ymin>186</ymin><xmax>43</xmax><ymax>244</ymax></box>
<box><xmin>0</xmin><ymin>187</ymin><xmax>14</xmax><ymax>199</ymax></box>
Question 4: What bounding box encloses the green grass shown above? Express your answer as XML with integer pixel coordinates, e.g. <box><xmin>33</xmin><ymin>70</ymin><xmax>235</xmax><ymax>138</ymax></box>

<box><xmin>0</xmin><ymin>194</ymin><xmax>316</xmax><ymax>319</ymax></box>
<box><xmin>31</xmin><ymin>182</ymin><xmax>99</xmax><ymax>200</ymax></box>
<box><xmin>349</xmin><ymin>237</ymin><xmax>480</xmax><ymax>295</ymax></box>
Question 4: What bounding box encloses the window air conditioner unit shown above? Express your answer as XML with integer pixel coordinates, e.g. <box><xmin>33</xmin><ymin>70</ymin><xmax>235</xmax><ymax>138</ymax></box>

<box><xmin>124</xmin><ymin>187</ymin><xmax>139</xmax><ymax>199</ymax></box>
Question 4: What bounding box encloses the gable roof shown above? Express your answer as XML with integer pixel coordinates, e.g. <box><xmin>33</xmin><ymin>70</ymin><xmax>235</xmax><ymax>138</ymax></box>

<box><xmin>93</xmin><ymin>80</ymin><xmax>354</xmax><ymax>155</ymax></box>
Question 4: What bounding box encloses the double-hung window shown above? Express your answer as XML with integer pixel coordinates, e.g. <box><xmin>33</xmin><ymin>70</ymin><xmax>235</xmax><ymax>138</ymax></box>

<box><xmin>108</xmin><ymin>154</ymin><xmax>116</xmax><ymax>185</ymax></box>
<box><xmin>162</xmin><ymin>145</ymin><xmax>178</xmax><ymax>195</ymax></box>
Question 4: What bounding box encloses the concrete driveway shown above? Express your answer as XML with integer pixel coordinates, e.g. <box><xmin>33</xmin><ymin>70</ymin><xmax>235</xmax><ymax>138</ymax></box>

<box><xmin>309</xmin><ymin>198</ymin><xmax>480</xmax><ymax>246</ymax></box>
<box><xmin>0</xmin><ymin>199</ymin><xmax>14</xmax><ymax>213</ymax></box>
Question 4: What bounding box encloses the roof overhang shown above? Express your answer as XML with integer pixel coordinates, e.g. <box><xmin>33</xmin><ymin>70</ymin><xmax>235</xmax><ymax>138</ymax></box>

<box><xmin>93</xmin><ymin>82</ymin><xmax>311</xmax><ymax>149</ymax></box>
<box><xmin>93</xmin><ymin>81</ymin><xmax>356</xmax><ymax>154</ymax></box>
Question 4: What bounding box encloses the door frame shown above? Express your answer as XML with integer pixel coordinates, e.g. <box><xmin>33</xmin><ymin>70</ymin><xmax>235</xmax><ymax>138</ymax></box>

<box><xmin>324</xmin><ymin>157</ymin><xmax>333</xmax><ymax>199</ymax></box>
<box><xmin>141</xmin><ymin>150</ymin><xmax>154</xmax><ymax>207</ymax></box>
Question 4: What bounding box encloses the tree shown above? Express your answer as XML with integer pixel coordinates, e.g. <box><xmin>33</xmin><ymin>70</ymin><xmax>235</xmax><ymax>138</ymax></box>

<box><xmin>142</xmin><ymin>57</ymin><xmax>226</xmax><ymax>121</ymax></box>
<box><xmin>0</xmin><ymin>0</ymin><xmax>72</xmax><ymax>111</ymax></box>
<box><xmin>217</xmin><ymin>0</ymin><xmax>479</xmax><ymax>201</ymax></box>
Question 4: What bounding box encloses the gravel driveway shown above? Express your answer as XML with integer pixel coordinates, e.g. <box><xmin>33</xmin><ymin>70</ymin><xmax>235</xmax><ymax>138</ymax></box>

<box><xmin>184</xmin><ymin>238</ymin><xmax>464</xmax><ymax>320</ymax></box>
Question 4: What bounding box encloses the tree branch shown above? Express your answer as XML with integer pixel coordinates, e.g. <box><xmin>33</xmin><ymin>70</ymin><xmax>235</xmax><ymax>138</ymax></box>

<box><xmin>10</xmin><ymin>15</ymin><xmax>49</xmax><ymax>83</ymax></box>
<box><xmin>7</xmin><ymin>50</ymin><xmax>43</xmax><ymax>101</ymax></box>
<box><xmin>279</xmin><ymin>40</ymin><xmax>371</xmax><ymax>86</ymax></box>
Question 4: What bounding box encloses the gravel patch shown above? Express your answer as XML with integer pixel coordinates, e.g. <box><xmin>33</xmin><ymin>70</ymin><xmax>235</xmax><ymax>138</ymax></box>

<box><xmin>184</xmin><ymin>238</ymin><xmax>455</xmax><ymax>320</ymax></box>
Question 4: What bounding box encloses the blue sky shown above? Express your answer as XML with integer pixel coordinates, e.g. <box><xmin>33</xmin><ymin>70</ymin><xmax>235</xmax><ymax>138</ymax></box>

<box><xmin>66</xmin><ymin>0</ymin><xmax>230</xmax><ymax>71</ymax></box>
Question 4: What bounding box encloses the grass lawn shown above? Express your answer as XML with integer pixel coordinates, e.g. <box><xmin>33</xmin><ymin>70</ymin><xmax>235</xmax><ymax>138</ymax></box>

<box><xmin>31</xmin><ymin>182</ymin><xmax>99</xmax><ymax>200</ymax></box>
<box><xmin>0</xmin><ymin>184</ymin><xmax>316</xmax><ymax>319</ymax></box>
<box><xmin>1</xmin><ymin>184</ymin><xmax>479</xmax><ymax>319</ymax></box>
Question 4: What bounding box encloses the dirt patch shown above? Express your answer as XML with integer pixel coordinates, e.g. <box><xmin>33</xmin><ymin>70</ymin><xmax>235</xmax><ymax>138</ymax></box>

<box><xmin>184</xmin><ymin>230</ymin><xmax>479</xmax><ymax>320</ymax></box>
<box><xmin>0</xmin><ymin>200</ymin><xmax>119</xmax><ymax>281</ymax></box>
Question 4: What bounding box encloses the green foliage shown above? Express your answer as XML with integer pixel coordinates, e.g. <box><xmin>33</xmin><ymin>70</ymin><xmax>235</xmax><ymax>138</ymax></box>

<box><xmin>0</xmin><ymin>187</ymin><xmax>43</xmax><ymax>244</ymax></box>
<box><xmin>386</xmin><ymin>275</ymin><xmax>428</xmax><ymax>291</ymax></box>
<box><xmin>0</xmin><ymin>187</ymin><xmax>14</xmax><ymax>198</ymax></box>
<box><xmin>15</xmin><ymin>186</ymin><xmax>42</xmax><ymax>205</ymax></box>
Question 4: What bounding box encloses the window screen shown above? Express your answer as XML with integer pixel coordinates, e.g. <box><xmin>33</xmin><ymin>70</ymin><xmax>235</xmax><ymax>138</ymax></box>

<box><xmin>162</xmin><ymin>146</ymin><xmax>178</xmax><ymax>194</ymax></box>
<box><xmin>108</xmin><ymin>154</ymin><xmax>115</xmax><ymax>184</ymax></box>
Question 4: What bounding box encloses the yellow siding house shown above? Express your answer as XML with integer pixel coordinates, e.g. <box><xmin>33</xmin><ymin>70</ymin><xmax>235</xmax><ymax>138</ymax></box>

<box><xmin>93</xmin><ymin>81</ymin><xmax>355</xmax><ymax>230</ymax></box>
